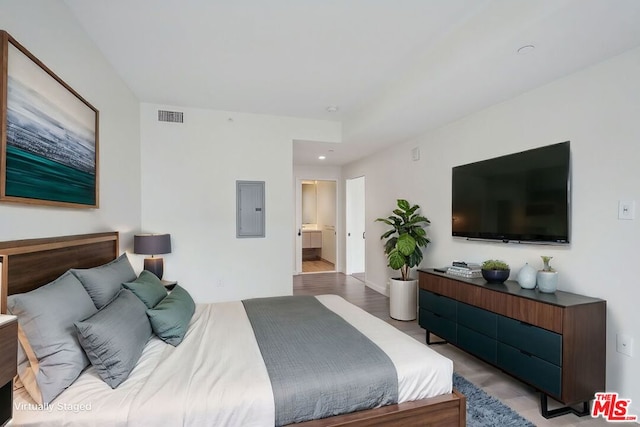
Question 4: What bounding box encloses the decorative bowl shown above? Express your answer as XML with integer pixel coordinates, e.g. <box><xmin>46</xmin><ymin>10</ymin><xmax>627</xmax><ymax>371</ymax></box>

<box><xmin>481</xmin><ymin>268</ymin><xmax>510</xmax><ymax>284</ymax></box>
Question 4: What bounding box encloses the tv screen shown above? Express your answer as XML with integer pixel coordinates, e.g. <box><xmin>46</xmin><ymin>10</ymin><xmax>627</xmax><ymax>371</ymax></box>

<box><xmin>452</xmin><ymin>142</ymin><xmax>570</xmax><ymax>244</ymax></box>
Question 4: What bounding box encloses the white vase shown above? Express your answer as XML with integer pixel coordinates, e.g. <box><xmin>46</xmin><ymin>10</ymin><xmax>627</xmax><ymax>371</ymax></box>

<box><xmin>537</xmin><ymin>271</ymin><xmax>558</xmax><ymax>293</ymax></box>
<box><xmin>516</xmin><ymin>263</ymin><xmax>537</xmax><ymax>289</ymax></box>
<box><xmin>389</xmin><ymin>278</ymin><xmax>417</xmax><ymax>321</ymax></box>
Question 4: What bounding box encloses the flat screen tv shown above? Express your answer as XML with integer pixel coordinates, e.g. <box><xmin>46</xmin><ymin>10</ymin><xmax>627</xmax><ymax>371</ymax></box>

<box><xmin>452</xmin><ymin>141</ymin><xmax>570</xmax><ymax>244</ymax></box>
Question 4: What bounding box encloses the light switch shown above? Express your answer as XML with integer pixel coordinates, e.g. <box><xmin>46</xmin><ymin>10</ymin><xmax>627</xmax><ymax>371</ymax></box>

<box><xmin>616</xmin><ymin>333</ymin><xmax>633</xmax><ymax>357</ymax></box>
<box><xmin>618</xmin><ymin>201</ymin><xmax>635</xmax><ymax>220</ymax></box>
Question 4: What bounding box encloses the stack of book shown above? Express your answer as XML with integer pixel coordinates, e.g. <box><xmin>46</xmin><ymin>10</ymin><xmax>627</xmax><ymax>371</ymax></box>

<box><xmin>446</xmin><ymin>262</ymin><xmax>482</xmax><ymax>278</ymax></box>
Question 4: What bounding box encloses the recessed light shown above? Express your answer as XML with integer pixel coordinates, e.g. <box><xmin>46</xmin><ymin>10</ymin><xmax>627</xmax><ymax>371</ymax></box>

<box><xmin>318</xmin><ymin>155</ymin><xmax>326</xmax><ymax>160</ymax></box>
<box><xmin>517</xmin><ymin>45</ymin><xmax>535</xmax><ymax>55</ymax></box>
<box><xmin>326</xmin><ymin>106</ymin><xmax>339</xmax><ymax>113</ymax></box>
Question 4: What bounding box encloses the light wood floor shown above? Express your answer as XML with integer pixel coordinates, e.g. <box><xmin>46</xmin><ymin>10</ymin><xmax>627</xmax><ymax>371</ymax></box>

<box><xmin>302</xmin><ymin>259</ymin><xmax>335</xmax><ymax>273</ymax></box>
<box><xmin>293</xmin><ymin>272</ymin><xmax>611</xmax><ymax>427</ymax></box>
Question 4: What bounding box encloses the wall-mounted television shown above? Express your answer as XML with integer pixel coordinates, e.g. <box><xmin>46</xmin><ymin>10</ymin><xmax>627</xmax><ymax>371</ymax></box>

<box><xmin>452</xmin><ymin>141</ymin><xmax>570</xmax><ymax>244</ymax></box>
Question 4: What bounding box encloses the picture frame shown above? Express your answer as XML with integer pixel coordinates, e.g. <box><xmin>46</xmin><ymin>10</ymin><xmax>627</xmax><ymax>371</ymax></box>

<box><xmin>0</xmin><ymin>30</ymin><xmax>99</xmax><ymax>208</ymax></box>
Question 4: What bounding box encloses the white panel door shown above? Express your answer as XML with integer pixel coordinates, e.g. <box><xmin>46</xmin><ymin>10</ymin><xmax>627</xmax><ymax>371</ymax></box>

<box><xmin>346</xmin><ymin>176</ymin><xmax>365</xmax><ymax>275</ymax></box>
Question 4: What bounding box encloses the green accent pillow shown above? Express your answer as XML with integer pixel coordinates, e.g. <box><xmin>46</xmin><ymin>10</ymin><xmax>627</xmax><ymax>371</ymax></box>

<box><xmin>146</xmin><ymin>285</ymin><xmax>195</xmax><ymax>346</ymax></box>
<box><xmin>122</xmin><ymin>270</ymin><xmax>168</xmax><ymax>309</ymax></box>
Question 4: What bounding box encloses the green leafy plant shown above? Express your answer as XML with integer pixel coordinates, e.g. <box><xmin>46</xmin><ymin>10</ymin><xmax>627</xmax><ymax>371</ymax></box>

<box><xmin>481</xmin><ymin>259</ymin><xmax>510</xmax><ymax>270</ymax></box>
<box><xmin>540</xmin><ymin>256</ymin><xmax>554</xmax><ymax>272</ymax></box>
<box><xmin>376</xmin><ymin>199</ymin><xmax>431</xmax><ymax>281</ymax></box>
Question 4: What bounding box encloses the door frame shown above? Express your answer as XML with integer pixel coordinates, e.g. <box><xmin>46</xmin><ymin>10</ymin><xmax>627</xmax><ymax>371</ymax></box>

<box><xmin>295</xmin><ymin>178</ymin><xmax>339</xmax><ymax>274</ymax></box>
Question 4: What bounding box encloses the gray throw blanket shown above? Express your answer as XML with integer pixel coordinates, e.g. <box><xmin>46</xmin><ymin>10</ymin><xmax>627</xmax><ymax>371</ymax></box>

<box><xmin>242</xmin><ymin>296</ymin><xmax>398</xmax><ymax>426</ymax></box>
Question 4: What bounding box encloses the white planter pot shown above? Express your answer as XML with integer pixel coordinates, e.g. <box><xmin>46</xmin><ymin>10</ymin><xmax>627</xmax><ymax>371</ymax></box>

<box><xmin>389</xmin><ymin>278</ymin><xmax>417</xmax><ymax>321</ymax></box>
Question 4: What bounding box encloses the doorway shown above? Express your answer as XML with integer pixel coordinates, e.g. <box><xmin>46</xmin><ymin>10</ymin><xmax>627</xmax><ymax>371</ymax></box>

<box><xmin>346</xmin><ymin>176</ymin><xmax>365</xmax><ymax>280</ymax></box>
<box><xmin>298</xmin><ymin>180</ymin><xmax>337</xmax><ymax>274</ymax></box>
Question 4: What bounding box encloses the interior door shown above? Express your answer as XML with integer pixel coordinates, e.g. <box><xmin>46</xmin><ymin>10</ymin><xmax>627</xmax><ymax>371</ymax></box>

<box><xmin>346</xmin><ymin>176</ymin><xmax>365</xmax><ymax>275</ymax></box>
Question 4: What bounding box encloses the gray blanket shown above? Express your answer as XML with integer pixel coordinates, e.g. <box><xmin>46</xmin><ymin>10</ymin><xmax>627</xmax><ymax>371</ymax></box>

<box><xmin>242</xmin><ymin>296</ymin><xmax>398</xmax><ymax>426</ymax></box>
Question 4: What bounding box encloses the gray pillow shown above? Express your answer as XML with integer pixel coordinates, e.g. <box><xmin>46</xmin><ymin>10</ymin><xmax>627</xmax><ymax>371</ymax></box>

<box><xmin>71</xmin><ymin>253</ymin><xmax>137</xmax><ymax>309</ymax></box>
<box><xmin>75</xmin><ymin>289</ymin><xmax>152</xmax><ymax>388</ymax></box>
<box><xmin>146</xmin><ymin>285</ymin><xmax>195</xmax><ymax>346</ymax></box>
<box><xmin>7</xmin><ymin>271</ymin><xmax>98</xmax><ymax>405</ymax></box>
<box><xmin>122</xmin><ymin>270</ymin><xmax>168</xmax><ymax>309</ymax></box>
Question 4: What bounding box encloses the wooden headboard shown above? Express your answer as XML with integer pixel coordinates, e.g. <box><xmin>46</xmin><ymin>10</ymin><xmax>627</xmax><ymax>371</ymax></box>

<box><xmin>0</xmin><ymin>232</ymin><xmax>119</xmax><ymax>313</ymax></box>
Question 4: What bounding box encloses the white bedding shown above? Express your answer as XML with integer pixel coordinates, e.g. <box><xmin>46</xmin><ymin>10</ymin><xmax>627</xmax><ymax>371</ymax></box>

<box><xmin>12</xmin><ymin>295</ymin><xmax>452</xmax><ymax>426</ymax></box>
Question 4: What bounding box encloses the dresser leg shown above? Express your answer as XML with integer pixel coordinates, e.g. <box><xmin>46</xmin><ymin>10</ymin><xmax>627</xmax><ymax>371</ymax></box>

<box><xmin>426</xmin><ymin>331</ymin><xmax>448</xmax><ymax>345</ymax></box>
<box><xmin>540</xmin><ymin>393</ymin><xmax>590</xmax><ymax>418</ymax></box>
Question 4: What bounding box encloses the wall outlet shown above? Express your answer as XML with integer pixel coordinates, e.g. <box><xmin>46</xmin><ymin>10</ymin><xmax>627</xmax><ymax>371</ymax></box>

<box><xmin>617</xmin><ymin>333</ymin><xmax>633</xmax><ymax>357</ymax></box>
<box><xmin>618</xmin><ymin>200</ymin><xmax>636</xmax><ymax>220</ymax></box>
<box><xmin>411</xmin><ymin>147</ymin><xmax>420</xmax><ymax>161</ymax></box>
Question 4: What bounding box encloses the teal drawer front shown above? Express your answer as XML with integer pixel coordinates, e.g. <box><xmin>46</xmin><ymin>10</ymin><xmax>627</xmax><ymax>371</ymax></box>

<box><xmin>419</xmin><ymin>290</ymin><xmax>457</xmax><ymax>320</ymax></box>
<box><xmin>498</xmin><ymin>343</ymin><xmax>562</xmax><ymax>397</ymax></box>
<box><xmin>421</xmin><ymin>308</ymin><xmax>457</xmax><ymax>344</ymax></box>
<box><xmin>458</xmin><ymin>325</ymin><xmax>497</xmax><ymax>364</ymax></box>
<box><xmin>418</xmin><ymin>307</ymin><xmax>429</xmax><ymax>329</ymax></box>
<box><xmin>458</xmin><ymin>302</ymin><xmax>497</xmax><ymax>338</ymax></box>
<box><xmin>497</xmin><ymin>316</ymin><xmax>562</xmax><ymax>366</ymax></box>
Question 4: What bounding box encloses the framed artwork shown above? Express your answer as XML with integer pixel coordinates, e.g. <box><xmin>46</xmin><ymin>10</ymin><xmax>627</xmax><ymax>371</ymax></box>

<box><xmin>0</xmin><ymin>31</ymin><xmax>99</xmax><ymax>208</ymax></box>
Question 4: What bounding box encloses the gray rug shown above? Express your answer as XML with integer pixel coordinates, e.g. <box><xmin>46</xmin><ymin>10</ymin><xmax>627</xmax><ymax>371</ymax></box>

<box><xmin>453</xmin><ymin>373</ymin><xmax>536</xmax><ymax>427</ymax></box>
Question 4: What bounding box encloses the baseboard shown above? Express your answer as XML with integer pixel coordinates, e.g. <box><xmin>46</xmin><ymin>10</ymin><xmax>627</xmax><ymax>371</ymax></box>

<box><xmin>365</xmin><ymin>280</ymin><xmax>389</xmax><ymax>297</ymax></box>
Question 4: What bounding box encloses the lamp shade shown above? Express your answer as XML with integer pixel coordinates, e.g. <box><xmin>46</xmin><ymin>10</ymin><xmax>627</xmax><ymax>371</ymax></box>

<box><xmin>134</xmin><ymin>234</ymin><xmax>172</xmax><ymax>255</ymax></box>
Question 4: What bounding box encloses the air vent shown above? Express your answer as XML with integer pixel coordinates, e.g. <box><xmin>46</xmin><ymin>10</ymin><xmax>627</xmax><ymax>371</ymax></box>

<box><xmin>158</xmin><ymin>110</ymin><xmax>184</xmax><ymax>123</ymax></box>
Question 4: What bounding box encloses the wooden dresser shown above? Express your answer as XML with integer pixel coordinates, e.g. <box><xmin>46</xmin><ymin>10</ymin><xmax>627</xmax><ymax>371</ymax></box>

<box><xmin>0</xmin><ymin>315</ymin><xmax>17</xmax><ymax>427</ymax></box>
<box><xmin>418</xmin><ymin>269</ymin><xmax>606</xmax><ymax>418</ymax></box>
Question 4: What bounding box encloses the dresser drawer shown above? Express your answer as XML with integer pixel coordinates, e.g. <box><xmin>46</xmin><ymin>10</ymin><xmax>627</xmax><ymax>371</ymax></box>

<box><xmin>458</xmin><ymin>302</ymin><xmax>497</xmax><ymax>338</ymax></box>
<box><xmin>458</xmin><ymin>325</ymin><xmax>497</xmax><ymax>364</ymax></box>
<box><xmin>420</xmin><ymin>308</ymin><xmax>457</xmax><ymax>344</ymax></box>
<box><xmin>498</xmin><ymin>342</ymin><xmax>562</xmax><ymax>398</ymax></box>
<box><xmin>497</xmin><ymin>316</ymin><xmax>562</xmax><ymax>366</ymax></box>
<box><xmin>419</xmin><ymin>290</ymin><xmax>457</xmax><ymax>320</ymax></box>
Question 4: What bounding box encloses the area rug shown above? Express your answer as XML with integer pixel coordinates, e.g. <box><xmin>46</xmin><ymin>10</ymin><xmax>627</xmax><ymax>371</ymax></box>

<box><xmin>453</xmin><ymin>372</ymin><xmax>536</xmax><ymax>427</ymax></box>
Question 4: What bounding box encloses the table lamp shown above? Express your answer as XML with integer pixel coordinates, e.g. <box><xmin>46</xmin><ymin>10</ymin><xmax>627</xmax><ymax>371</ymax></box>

<box><xmin>134</xmin><ymin>233</ymin><xmax>172</xmax><ymax>279</ymax></box>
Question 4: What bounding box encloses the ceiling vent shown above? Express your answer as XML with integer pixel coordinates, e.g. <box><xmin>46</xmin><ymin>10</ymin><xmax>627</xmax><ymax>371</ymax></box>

<box><xmin>158</xmin><ymin>110</ymin><xmax>184</xmax><ymax>123</ymax></box>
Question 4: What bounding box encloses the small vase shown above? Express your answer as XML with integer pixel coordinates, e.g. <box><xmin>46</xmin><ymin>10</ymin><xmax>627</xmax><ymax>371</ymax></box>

<box><xmin>517</xmin><ymin>263</ymin><xmax>537</xmax><ymax>289</ymax></box>
<box><xmin>537</xmin><ymin>271</ymin><xmax>558</xmax><ymax>293</ymax></box>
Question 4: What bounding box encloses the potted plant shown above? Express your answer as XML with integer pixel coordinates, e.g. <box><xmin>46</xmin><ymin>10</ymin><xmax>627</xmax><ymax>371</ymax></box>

<box><xmin>481</xmin><ymin>259</ymin><xmax>510</xmax><ymax>284</ymax></box>
<box><xmin>376</xmin><ymin>199</ymin><xmax>430</xmax><ymax>320</ymax></box>
<box><xmin>536</xmin><ymin>256</ymin><xmax>558</xmax><ymax>293</ymax></box>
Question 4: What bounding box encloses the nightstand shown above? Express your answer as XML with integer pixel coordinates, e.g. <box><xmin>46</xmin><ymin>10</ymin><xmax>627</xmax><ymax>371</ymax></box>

<box><xmin>161</xmin><ymin>280</ymin><xmax>178</xmax><ymax>291</ymax></box>
<box><xmin>0</xmin><ymin>315</ymin><xmax>17</xmax><ymax>427</ymax></box>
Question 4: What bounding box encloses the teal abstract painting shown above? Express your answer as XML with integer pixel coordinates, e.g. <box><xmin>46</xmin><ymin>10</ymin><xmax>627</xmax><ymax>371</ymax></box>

<box><xmin>1</xmin><ymin>32</ymin><xmax>98</xmax><ymax>208</ymax></box>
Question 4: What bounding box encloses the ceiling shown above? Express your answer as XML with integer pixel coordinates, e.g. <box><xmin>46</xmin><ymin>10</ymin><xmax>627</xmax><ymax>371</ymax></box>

<box><xmin>63</xmin><ymin>0</ymin><xmax>640</xmax><ymax>166</ymax></box>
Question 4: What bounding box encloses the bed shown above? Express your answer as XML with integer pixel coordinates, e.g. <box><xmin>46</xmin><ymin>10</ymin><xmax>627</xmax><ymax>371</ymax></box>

<box><xmin>0</xmin><ymin>232</ymin><xmax>465</xmax><ymax>426</ymax></box>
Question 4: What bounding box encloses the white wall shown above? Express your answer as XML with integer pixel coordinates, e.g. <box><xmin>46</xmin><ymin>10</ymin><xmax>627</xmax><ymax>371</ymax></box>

<box><xmin>141</xmin><ymin>104</ymin><xmax>340</xmax><ymax>302</ymax></box>
<box><xmin>0</xmin><ymin>0</ymin><xmax>141</xmax><ymax>253</ymax></box>
<box><xmin>344</xmin><ymin>46</ymin><xmax>640</xmax><ymax>413</ymax></box>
